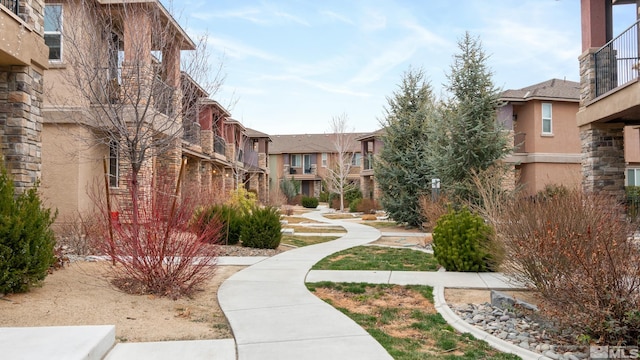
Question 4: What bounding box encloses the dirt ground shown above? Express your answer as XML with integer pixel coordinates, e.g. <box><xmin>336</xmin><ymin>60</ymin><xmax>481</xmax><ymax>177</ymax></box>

<box><xmin>0</xmin><ymin>261</ymin><xmax>242</xmax><ymax>342</ymax></box>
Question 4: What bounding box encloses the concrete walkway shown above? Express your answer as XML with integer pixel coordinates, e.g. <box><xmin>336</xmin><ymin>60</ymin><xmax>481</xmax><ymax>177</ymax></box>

<box><xmin>217</xmin><ymin>209</ymin><xmax>394</xmax><ymax>360</ymax></box>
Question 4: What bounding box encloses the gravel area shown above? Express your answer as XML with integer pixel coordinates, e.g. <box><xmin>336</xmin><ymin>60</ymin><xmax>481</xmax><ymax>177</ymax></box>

<box><xmin>452</xmin><ymin>302</ymin><xmax>589</xmax><ymax>360</ymax></box>
<box><xmin>217</xmin><ymin>244</ymin><xmax>287</xmax><ymax>257</ymax></box>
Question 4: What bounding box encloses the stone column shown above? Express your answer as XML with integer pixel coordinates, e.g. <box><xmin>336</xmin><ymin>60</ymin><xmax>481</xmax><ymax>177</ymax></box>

<box><xmin>0</xmin><ymin>65</ymin><xmax>44</xmax><ymax>194</ymax></box>
<box><xmin>580</xmin><ymin>122</ymin><xmax>625</xmax><ymax>203</ymax></box>
<box><xmin>259</xmin><ymin>173</ymin><xmax>269</xmax><ymax>204</ymax></box>
<box><xmin>201</xmin><ymin>162</ymin><xmax>212</xmax><ymax>193</ymax></box>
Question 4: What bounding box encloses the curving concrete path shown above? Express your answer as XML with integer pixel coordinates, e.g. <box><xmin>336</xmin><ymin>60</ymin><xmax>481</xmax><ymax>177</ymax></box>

<box><xmin>217</xmin><ymin>209</ymin><xmax>394</xmax><ymax>360</ymax></box>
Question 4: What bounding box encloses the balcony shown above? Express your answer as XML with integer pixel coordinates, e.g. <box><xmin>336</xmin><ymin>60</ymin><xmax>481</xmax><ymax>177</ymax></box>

<box><xmin>214</xmin><ymin>135</ymin><xmax>226</xmax><ymax>155</ymax></box>
<box><xmin>1</xmin><ymin>0</ymin><xmax>18</xmax><ymax>16</ymax></box>
<box><xmin>578</xmin><ymin>18</ymin><xmax>640</xmax><ymax>127</ymax></box>
<box><xmin>243</xmin><ymin>150</ymin><xmax>259</xmax><ymax>169</ymax></box>
<box><xmin>594</xmin><ymin>19</ymin><xmax>640</xmax><ymax>97</ymax></box>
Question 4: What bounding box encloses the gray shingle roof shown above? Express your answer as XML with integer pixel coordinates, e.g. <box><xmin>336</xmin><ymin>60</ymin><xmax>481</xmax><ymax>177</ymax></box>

<box><xmin>245</xmin><ymin>128</ymin><xmax>271</xmax><ymax>140</ymax></box>
<box><xmin>500</xmin><ymin>78</ymin><xmax>580</xmax><ymax>102</ymax></box>
<box><xmin>269</xmin><ymin>133</ymin><xmax>368</xmax><ymax>154</ymax></box>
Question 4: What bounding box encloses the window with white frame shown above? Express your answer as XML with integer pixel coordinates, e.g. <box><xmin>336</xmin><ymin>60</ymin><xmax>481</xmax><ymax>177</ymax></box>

<box><xmin>290</xmin><ymin>154</ymin><xmax>301</xmax><ymax>167</ymax></box>
<box><xmin>351</xmin><ymin>152</ymin><xmax>362</xmax><ymax>166</ymax></box>
<box><xmin>44</xmin><ymin>4</ymin><xmax>63</xmax><ymax>61</ymax></box>
<box><xmin>627</xmin><ymin>168</ymin><xmax>640</xmax><ymax>186</ymax></box>
<box><xmin>321</xmin><ymin>153</ymin><xmax>327</xmax><ymax>167</ymax></box>
<box><xmin>542</xmin><ymin>103</ymin><xmax>552</xmax><ymax>135</ymax></box>
<box><xmin>109</xmin><ymin>140</ymin><xmax>119</xmax><ymax>187</ymax></box>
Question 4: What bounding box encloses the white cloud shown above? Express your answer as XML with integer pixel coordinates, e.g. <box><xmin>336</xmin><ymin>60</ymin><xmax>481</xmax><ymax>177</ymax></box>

<box><xmin>191</xmin><ymin>7</ymin><xmax>269</xmax><ymax>25</ymax></box>
<box><xmin>273</xmin><ymin>11</ymin><xmax>310</xmax><ymax>27</ymax></box>
<box><xmin>257</xmin><ymin>74</ymin><xmax>371</xmax><ymax>97</ymax></box>
<box><xmin>320</xmin><ymin>10</ymin><xmax>354</xmax><ymax>25</ymax></box>
<box><xmin>207</xmin><ymin>36</ymin><xmax>282</xmax><ymax>62</ymax></box>
<box><xmin>359</xmin><ymin>8</ymin><xmax>387</xmax><ymax>32</ymax></box>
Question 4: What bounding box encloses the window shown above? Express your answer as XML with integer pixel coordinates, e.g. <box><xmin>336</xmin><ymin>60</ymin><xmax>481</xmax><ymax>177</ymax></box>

<box><xmin>290</xmin><ymin>154</ymin><xmax>301</xmax><ymax>167</ymax></box>
<box><xmin>44</xmin><ymin>4</ymin><xmax>63</xmax><ymax>61</ymax></box>
<box><xmin>351</xmin><ymin>153</ymin><xmax>362</xmax><ymax>166</ymax></box>
<box><xmin>109</xmin><ymin>140</ymin><xmax>119</xmax><ymax>187</ymax></box>
<box><xmin>627</xmin><ymin>168</ymin><xmax>640</xmax><ymax>186</ymax></box>
<box><xmin>542</xmin><ymin>103</ymin><xmax>552</xmax><ymax>135</ymax></box>
<box><xmin>321</xmin><ymin>153</ymin><xmax>327</xmax><ymax>167</ymax></box>
<box><xmin>303</xmin><ymin>154</ymin><xmax>312</xmax><ymax>174</ymax></box>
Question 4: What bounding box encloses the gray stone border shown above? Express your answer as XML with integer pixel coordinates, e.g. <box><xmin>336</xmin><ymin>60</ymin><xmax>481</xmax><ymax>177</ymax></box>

<box><xmin>433</xmin><ymin>285</ymin><xmax>552</xmax><ymax>360</ymax></box>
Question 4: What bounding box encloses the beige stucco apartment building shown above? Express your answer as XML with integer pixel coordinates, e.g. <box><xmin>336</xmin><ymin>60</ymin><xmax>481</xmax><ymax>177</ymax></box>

<box><xmin>500</xmin><ymin>79</ymin><xmax>583</xmax><ymax>195</ymax></box>
<box><xmin>39</xmin><ymin>0</ymin><xmax>269</xmax><ymax>227</ymax></box>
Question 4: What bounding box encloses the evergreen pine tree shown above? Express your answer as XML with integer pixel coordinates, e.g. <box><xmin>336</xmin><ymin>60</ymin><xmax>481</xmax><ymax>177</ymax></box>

<box><xmin>427</xmin><ymin>32</ymin><xmax>510</xmax><ymax>204</ymax></box>
<box><xmin>375</xmin><ymin>68</ymin><xmax>437</xmax><ymax>227</ymax></box>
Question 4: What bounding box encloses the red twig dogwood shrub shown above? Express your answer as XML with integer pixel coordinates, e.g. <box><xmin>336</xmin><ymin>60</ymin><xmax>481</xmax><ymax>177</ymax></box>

<box><xmin>490</xmin><ymin>190</ymin><xmax>640</xmax><ymax>344</ymax></box>
<box><xmin>94</xmin><ymin>177</ymin><xmax>223</xmax><ymax>298</ymax></box>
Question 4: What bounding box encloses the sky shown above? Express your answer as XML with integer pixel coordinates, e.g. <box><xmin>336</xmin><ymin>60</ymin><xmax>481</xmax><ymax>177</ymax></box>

<box><xmin>167</xmin><ymin>0</ymin><xmax>636</xmax><ymax>135</ymax></box>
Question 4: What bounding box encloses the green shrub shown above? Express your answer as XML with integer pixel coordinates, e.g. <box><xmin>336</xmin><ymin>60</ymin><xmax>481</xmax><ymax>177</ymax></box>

<box><xmin>0</xmin><ymin>167</ymin><xmax>56</xmax><ymax>294</ymax></box>
<box><xmin>301</xmin><ymin>196</ymin><xmax>319</xmax><ymax>208</ymax></box>
<box><xmin>195</xmin><ymin>204</ymin><xmax>244</xmax><ymax>245</ymax></box>
<box><xmin>349</xmin><ymin>198</ymin><xmax>361</xmax><ymax>212</ymax></box>
<box><xmin>241</xmin><ymin>206</ymin><xmax>282</xmax><ymax>249</ymax></box>
<box><xmin>344</xmin><ymin>187</ymin><xmax>363</xmax><ymax>203</ymax></box>
<box><xmin>432</xmin><ymin>207</ymin><xmax>494</xmax><ymax>272</ymax></box>
<box><xmin>329</xmin><ymin>187</ymin><xmax>363</xmax><ymax>210</ymax></box>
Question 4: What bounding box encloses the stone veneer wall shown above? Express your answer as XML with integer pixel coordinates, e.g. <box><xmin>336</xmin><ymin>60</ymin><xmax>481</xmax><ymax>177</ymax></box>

<box><xmin>578</xmin><ymin>50</ymin><xmax>597</xmax><ymax>107</ymax></box>
<box><xmin>19</xmin><ymin>0</ymin><xmax>45</xmax><ymax>32</ymax></box>
<box><xmin>0</xmin><ymin>0</ymin><xmax>46</xmax><ymax>193</ymax></box>
<box><xmin>580</xmin><ymin>123</ymin><xmax>625</xmax><ymax>203</ymax></box>
<box><xmin>0</xmin><ymin>65</ymin><xmax>44</xmax><ymax>193</ymax></box>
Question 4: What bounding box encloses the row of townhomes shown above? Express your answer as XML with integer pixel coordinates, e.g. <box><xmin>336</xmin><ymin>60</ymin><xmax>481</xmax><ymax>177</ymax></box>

<box><xmin>1</xmin><ymin>0</ymin><xmax>270</xmax><ymax>229</ymax></box>
<box><xmin>268</xmin><ymin>133</ymin><xmax>367</xmax><ymax>198</ymax></box>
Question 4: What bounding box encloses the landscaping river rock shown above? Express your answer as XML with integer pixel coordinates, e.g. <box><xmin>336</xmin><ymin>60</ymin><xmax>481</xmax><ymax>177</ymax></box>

<box><xmin>451</xmin><ymin>302</ymin><xmax>590</xmax><ymax>360</ymax></box>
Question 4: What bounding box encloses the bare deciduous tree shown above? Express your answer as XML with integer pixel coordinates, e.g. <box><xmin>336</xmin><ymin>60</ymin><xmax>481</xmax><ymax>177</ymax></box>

<box><xmin>325</xmin><ymin>114</ymin><xmax>357</xmax><ymax>211</ymax></box>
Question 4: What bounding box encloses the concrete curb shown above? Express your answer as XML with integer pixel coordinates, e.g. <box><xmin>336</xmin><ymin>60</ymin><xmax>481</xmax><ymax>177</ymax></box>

<box><xmin>433</xmin><ymin>285</ymin><xmax>552</xmax><ymax>360</ymax></box>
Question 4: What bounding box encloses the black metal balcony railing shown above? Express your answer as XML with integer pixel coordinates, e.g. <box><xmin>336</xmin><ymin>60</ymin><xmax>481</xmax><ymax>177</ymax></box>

<box><xmin>243</xmin><ymin>150</ymin><xmax>258</xmax><ymax>168</ymax></box>
<box><xmin>183</xmin><ymin>121</ymin><xmax>200</xmax><ymax>145</ymax></box>
<box><xmin>214</xmin><ymin>135</ymin><xmax>226</xmax><ymax>155</ymax></box>
<box><xmin>594</xmin><ymin>19</ymin><xmax>640</xmax><ymax>97</ymax></box>
<box><xmin>1</xmin><ymin>0</ymin><xmax>19</xmax><ymax>16</ymax></box>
